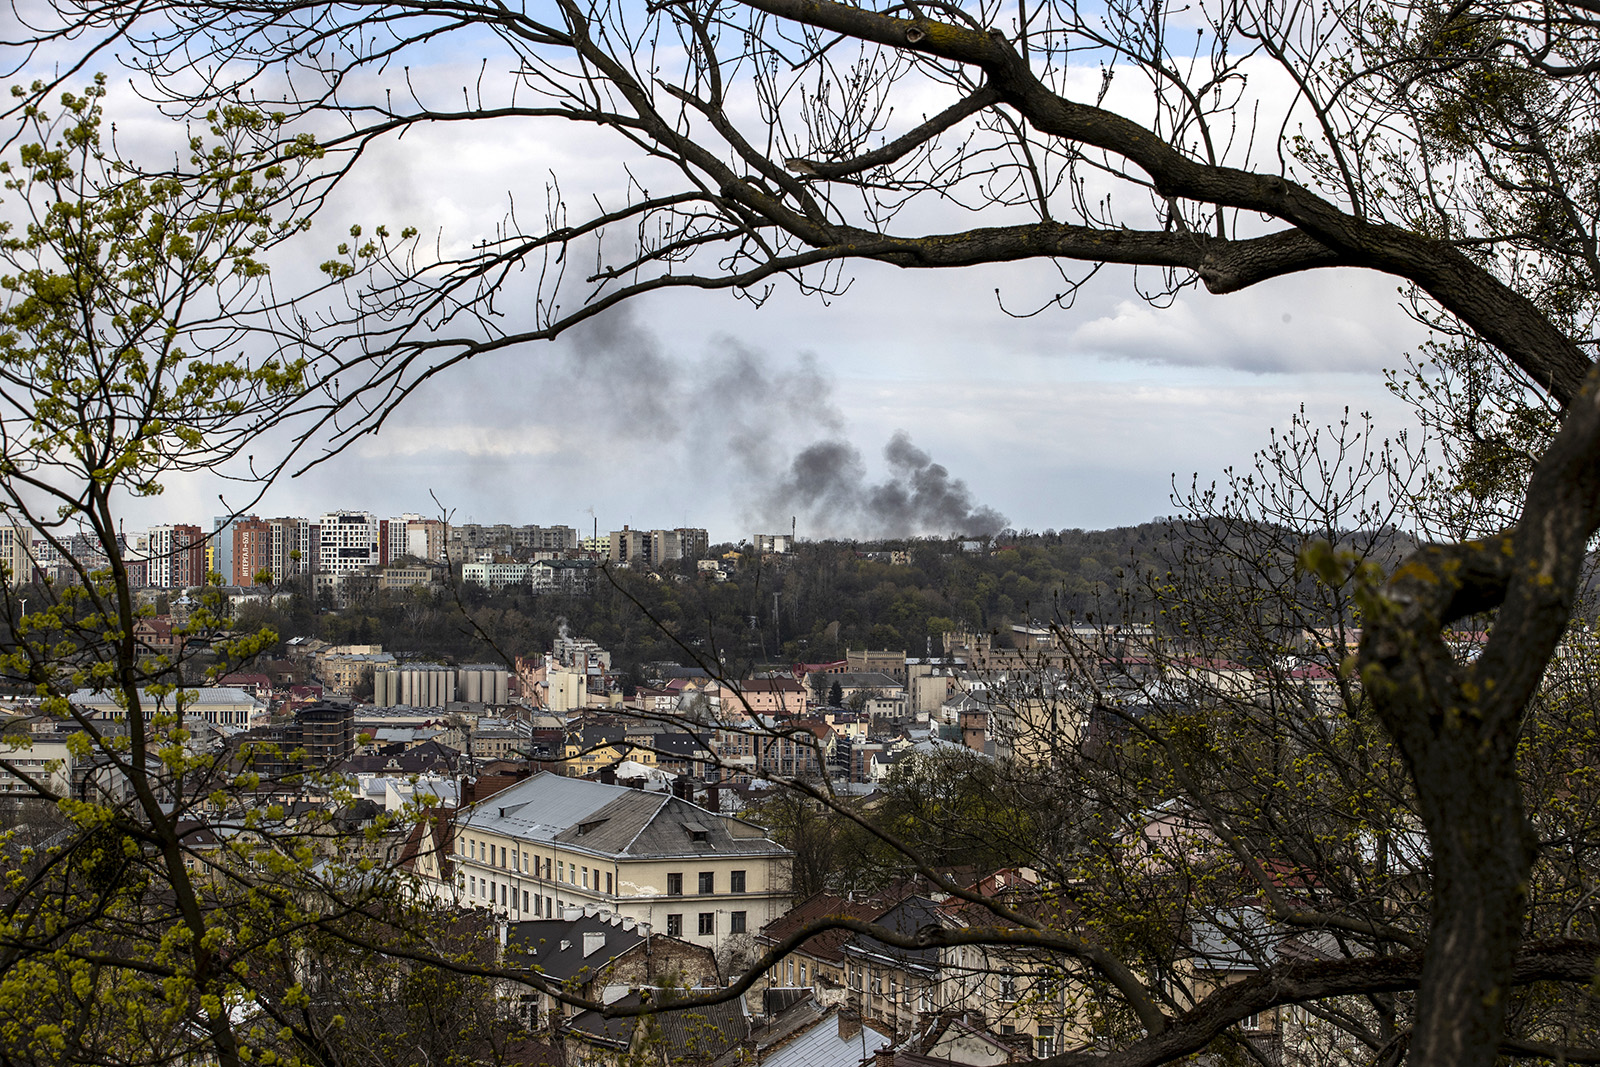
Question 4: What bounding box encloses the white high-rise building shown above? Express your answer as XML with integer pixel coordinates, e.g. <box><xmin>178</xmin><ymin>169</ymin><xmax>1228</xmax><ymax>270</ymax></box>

<box><xmin>317</xmin><ymin>511</ymin><xmax>380</xmax><ymax>575</ymax></box>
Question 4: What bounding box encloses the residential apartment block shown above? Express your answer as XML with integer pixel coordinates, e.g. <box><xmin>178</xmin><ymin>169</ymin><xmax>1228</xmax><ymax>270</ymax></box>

<box><xmin>317</xmin><ymin>511</ymin><xmax>380</xmax><ymax>575</ymax></box>
<box><xmin>145</xmin><ymin>524</ymin><xmax>206</xmax><ymax>589</ymax></box>
<box><xmin>607</xmin><ymin>526</ymin><xmax>710</xmax><ymax>567</ymax></box>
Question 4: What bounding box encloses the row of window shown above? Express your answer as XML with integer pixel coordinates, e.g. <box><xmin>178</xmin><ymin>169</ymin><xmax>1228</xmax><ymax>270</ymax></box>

<box><xmin>771</xmin><ymin>958</ymin><xmax>811</xmax><ymax>986</ymax></box>
<box><xmin>847</xmin><ymin>964</ymin><xmax>931</xmax><ymax>1012</ymax></box>
<box><xmin>666</xmin><ymin>870</ymin><xmax>747</xmax><ymax>895</ymax></box>
<box><xmin>462</xmin><ymin>838</ymin><xmax>756</xmax><ymax>901</ymax></box>
<box><xmin>664</xmin><ymin>911</ymin><xmax>747</xmax><ymax>936</ymax></box>
<box><xmin>463</xmin><ymin>838</ymin><xmax>616</xmax><ymax>895</ymax></box>
<box><xmin>465</xmin><ymin>873</ymin><xmax>553</xmax><ymax>917</ymax></box>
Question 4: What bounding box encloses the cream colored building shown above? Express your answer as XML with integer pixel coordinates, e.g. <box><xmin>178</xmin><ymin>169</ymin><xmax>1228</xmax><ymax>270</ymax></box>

<box><xmin>0</xmin><ymin>521</ymin><xmax>35</xmax><ymax>585</ymax></box>
<box><xmin>425</xmin><ymin>772</ymin><xmax>792</xmax><ymax>953</ymax></box>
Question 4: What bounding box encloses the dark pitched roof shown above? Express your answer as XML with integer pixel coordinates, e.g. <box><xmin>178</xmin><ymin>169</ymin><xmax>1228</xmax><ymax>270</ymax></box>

<box><xmin>842</xmin><ymin>896</ymin><xmax>956</xmax><ymax>975</ymax></box>
<box><xmin>505</xmin><ymin>912</ymin><xmax>648</xmax><ymax>984</ymax></box>
<box><xmin>758</xmin><ymin>891</ymin><xmax>885</xmax><ymax>964</ymax></box>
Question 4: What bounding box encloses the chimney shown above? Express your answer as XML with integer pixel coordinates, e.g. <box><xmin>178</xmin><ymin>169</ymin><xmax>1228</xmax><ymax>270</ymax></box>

<box><xmin>600</xmin><ymin>764</ymin><xmax>616</xmax><ymax>786</ymax></box>
<box><xmin>838</xmin><ymin>1008</ymin><xmax>861</xmax><ymax>1042</ymax></box>
<box><xmin>874</xmin><ymin>1050</ymin><xmax>895</xmax><ymax>1067</ymax></box>
<box><xmin>673</xmin><ymin>775</ymin><xmax>693</xmax><ymax>801</ymax></box>
<box><xmin>583</xmin><ymin>931</ymin><xmax>606</xmax><ymax>956</ymax></box>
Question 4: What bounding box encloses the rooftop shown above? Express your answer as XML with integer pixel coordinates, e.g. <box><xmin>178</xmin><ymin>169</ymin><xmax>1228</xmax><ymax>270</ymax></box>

<box><xmin>455</xmin><ymin>770</ymin><xmax>790</xmax><ymax>861</ymax></box>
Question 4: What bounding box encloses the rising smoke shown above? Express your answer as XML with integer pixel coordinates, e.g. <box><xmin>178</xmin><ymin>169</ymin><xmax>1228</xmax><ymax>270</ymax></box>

<box><xmin>561</xmin><ymin>307</ymin><xmax>1007</xmax><ymax>538</ymax></box>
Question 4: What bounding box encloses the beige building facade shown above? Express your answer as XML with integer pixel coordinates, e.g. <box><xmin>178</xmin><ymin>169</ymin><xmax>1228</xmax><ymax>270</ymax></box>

<box><xmin>424</xmin><ymin>772</ymin><xmax>792</xmax><ymax>953</ymax></box>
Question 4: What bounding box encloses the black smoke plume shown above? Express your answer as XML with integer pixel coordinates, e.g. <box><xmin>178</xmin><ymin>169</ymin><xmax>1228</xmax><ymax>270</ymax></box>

<box><xmin>561</xmin><ymin>307</ymin><xmax>1007</xmax><ymax>538</ymax></box>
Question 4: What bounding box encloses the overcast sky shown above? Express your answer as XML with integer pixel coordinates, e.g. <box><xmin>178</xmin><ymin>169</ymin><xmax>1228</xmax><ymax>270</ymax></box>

<box><xmin>27</xmin><ymin>30</ymin><xmax>1433</xmax><ymax>544</ymax></box>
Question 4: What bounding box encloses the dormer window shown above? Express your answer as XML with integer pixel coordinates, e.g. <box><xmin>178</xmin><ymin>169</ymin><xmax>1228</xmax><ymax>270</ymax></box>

<box><xmin>684</xmin><ymin>821</ymin><xmax>709</xmax><ymax>842</ymax></box>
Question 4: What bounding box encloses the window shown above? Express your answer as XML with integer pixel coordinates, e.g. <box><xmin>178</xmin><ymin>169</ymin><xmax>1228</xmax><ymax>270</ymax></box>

<box><xmin>469</xmin><ymin>875</ymin><xmax>476</xmax><ymax>895</ymax></box>
<box><xmin>606</xmin><ymin>872</ymin><xmax>613</xmax><ymax>894</ymax></box>
<box><xmin>1036</xmin><ymin>1026</ymin><xmax>1056</xmax><ymax>1058</ymax></box>
<box><xmin>500</xmin><ymin>846</ymin><xmax>506</xmax><ymax>867</ymax></box>
<box><xmin>730</xmin><ymin>911</ymin><xmax>746</xmax><ymax>934</ymax></box>
<box><xmin>871</xmin><ymin>974</ymin><xmax>882</xmax><ymax>995</ymax></box>
<box><xmin>501</xmin><ymin>883</ymin><xmax>507</xmax><ymax>905</ymax></box>
<box><xmin>698</xmin><ymin>912</ymin><xmax>715</xmax><ymax>935</ymax></box>
<box><xmin>799</xmin><ymin>963</ymin><xmax>807</xmax><ymax>985</ymax></box>
<box><xmin>558</xmin><ymin>860</ymin><xmax>565</xmax><ymax>882</ymax></box>
<box><xmin>667</xmin><ymin>872</ymin><xmax>683</xmax><ymax>895</ymax></box>
<box><xmin>698</xmin><ymin>871</ymin><xmax>714</xmax><ymax>894</ymax></box>
<box><xmin>1000</xmin><ymin>976</ymin><xmax>1017</xmax><ymax>1000</ymax></box>
<box><xmin>583</xmin><ymin>866</ymin><xmax>590</xmax><ymax>888</ymax></box>
<box><xmin>545</xmin><ymin>896</ymin><xmax>552</xmax><ymax>917</ymax></box>
<box><xmin>667</xmin><ymin>914</ymin><xmax>683</xmax><ymax>937</ymax></box>
<box><xmin>730</xmin><ymin>870</ymin><xmax>746</xmax><ymax>893</ymax></box>
<box><xmin>522</xmin><ymin>890</ymin><xmax>529</xmax><ymax>911</ymax></box>
<box><xmin>1241</xmin><ymin>1012</ymin><xmax>1261</xmax><ymax>1031</ymax></box>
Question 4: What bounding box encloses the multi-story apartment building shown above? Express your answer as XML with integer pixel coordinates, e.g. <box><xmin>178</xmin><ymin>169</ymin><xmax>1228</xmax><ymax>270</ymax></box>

<box><xmin>378</xmin><ymin>561</ymin><xmax>444</xmax><ymax>591</ymax></box>
<box><xmin>267</xmin><ymin>517</ymin><xmax>314</xmax><ymax>583</ymax></box>
<box><xmin>388</xmin><ymin>515</ymin><xmax>447</xmax><ymax>562</ymax></box>
<box><xmin>145</xmin><ymin>524</ymin><xmax>206</xmax><ymax>589</ymax></box>
<box><xmin>211</xmin><ymin>516</ymin><xmax>237</xmax><ymax>588</ymax></box>
<box><xmin>649</xmin><ymin>528</ymin><xmax>710</xmax><ymax>564</ymax></box>
<box><xmin>317</xmin><ymin>511</ymin><xmax>380</xmax><ymax>575</ymax></box>
<box><xmin>0</xmin><ymin>521</ymin><xmax>34</xmax><ymax>584</ymax></box>
<box><xmin>294</xmin><ymin>701</ymin><xmax>356</xmax><ymax>765</ymax></box>
<box><xmin>431</xmin><ymin>773</ymin><xmax>792</xmax><ymax>951</ymax></box>
<box><xmin>530</xmin><ymin>559</ymin><xmax>597</xmax><ymax>594</ymax></box>
<box><xmin>232</xmin><ymin>516</ymin><xmax>273</xmax><ymax>586</ymax></box>
<box><xmin>607</xmin><ymin>526</ymin><xmax>649</xmax><ymax>566</ymax></box>
<box><xmin>727</xmin><ymin>678</ymin><xmax>808</xmax><ymax>717</ymax></box>
<box><xmin>462</xmin><ymin>561</ymin><xmax>538</xmax><ymax>590</ymax></box>
<box><xmin>446</xmin><ymin>523</ymin><xmax>580</xmax><ymax>561</ymax></box>
<box><xmin>608</xmin><ymin>527</ymin><xmax>710</xmax><ymax>568</ymax></box>
<box><xmin>752</xmin><ymin>533</ymin><xmax>792</xmax><ymax>554</ymax></box>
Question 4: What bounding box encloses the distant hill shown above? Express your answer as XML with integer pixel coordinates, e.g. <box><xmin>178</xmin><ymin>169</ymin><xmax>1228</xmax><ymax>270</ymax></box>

<box><xmin>249</xmin><ymin>519</ymin><xmax>1448</xmax><ymax>683</ymax></box>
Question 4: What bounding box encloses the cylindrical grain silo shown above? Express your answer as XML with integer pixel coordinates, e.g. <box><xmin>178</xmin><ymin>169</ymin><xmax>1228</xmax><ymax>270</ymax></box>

<box><xmin>465</xmin><ymin>670</ymin><xmax>482</xmax><ymax>703</ymax></box>
<box><xmin>494</xmin><ymin>670</ymin><xmax>509</xmax><ymax>705</ymax></box>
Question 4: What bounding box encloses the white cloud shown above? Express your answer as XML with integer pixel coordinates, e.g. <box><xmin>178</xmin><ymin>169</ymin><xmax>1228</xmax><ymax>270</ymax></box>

<box><xmin>355</xmin><ymin>425</ymin><xmax>562</xmax><ymax>459</ymax></box>
<box><xmin>1068</xmin><ymin>270</ymin><xmax>1420</xmax><ymax>374</ymax></box>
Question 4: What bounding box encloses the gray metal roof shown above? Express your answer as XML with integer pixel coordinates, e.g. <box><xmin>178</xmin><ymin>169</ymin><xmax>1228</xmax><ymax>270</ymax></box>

<box><xmin>457</xmin><ymin>771</ymin><xmax>789</xmax><ymax>861</ymax></box>
<box><xmin>760</xmin><ymin>1005</ymin><xmax>891</xmax><ymax>1067</ymax></box>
